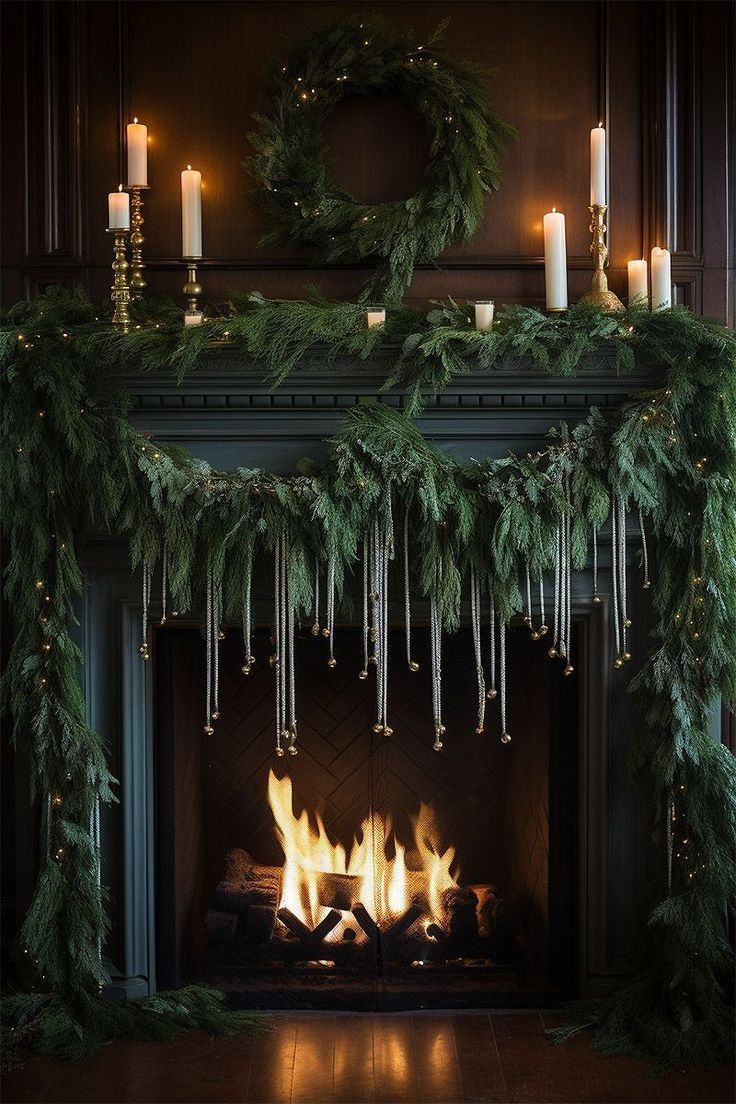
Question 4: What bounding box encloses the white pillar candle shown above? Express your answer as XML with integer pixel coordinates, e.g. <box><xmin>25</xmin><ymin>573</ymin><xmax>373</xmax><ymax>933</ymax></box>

<box><xmin>543</xmin><ymin>209</ymin><xmax>568</xmax><ymax>311</ymax></box>
<box><xmin>590</xmin><ymin>124</ymin><xmax>606</xmax><ymax>206</ymax></box>
<box><xmin>366</xmin><ymin>308</ymin><xmax>385</xmax><ymax>328</ymax></box>
<box><xmin>181</xmin><ymin>166</ymin><xmax>202</xmax><ymax>259</ymax></box>
<box><xmin>474</xmin><ymin>301</ymin><xmax>495</xmax><ymax>330</ymax></box>
<box><xmin>650</xmin><ymin>247</ymin><xmax>672</xmax><ymax>310</ymax></box>
<box><xmin>627</xmin><ymin>260</ymin><xmax>648</xmax><ymax>306</ymax></box>
<box><xmin>108</xmin><ymin>185</ymin><xmax>130</xmax><ymax>229</ymax></box>
<box><xmin>126</xmin><ymin>118</ymin><xmax>148</xmax><ymax>187</ymax></box>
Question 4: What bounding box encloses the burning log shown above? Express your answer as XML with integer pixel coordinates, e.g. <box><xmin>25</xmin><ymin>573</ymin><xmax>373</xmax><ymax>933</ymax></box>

<box><xmin>214</xmin><ymin>848</ymin><xmax>282</xmax><ymax>913</ymax></box>
<box><xmin>205</xmin><ymin>909</ymin><xmax>238</xmax><ymax>944</ymax></box>
<box><xmin>316</xmin><ymin>871</ymin><xmax>360</xmax><ymax>911</ymax></box>
<box><xmin>469</xmin><ymin>884</ymin><xmax>520</xmax><ymax>941</ymax></box>
<box><xmin>385</xmin><ymin>902</ymin><xmax>423</xmax><ymax>941</ymax></box>
<box><xmin>276</xmin><ymin>906</ymin><xmax>342</xmax><ymax>947</ymax></box>
<box><xmin>441</xmin><ymin>886</ymin><xmax>479</xmax><ymax>943</ymax></box>
<box><xmin>351</xmin><ymin>902</ymin><xmax>379</xmax><ymax>942</ymax></box>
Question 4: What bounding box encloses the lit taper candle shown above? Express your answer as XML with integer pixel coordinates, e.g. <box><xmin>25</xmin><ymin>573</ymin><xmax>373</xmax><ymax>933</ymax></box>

<box><xmin>108</xmin><ymin>184</ymin><xmax>130</xmax><ymax>229</ymax></box>
<box><xmin>126</xmin><ymin>118</ymin><xmax>148</xmax><ymax>187</ymax></box>
<box><xmin>181</xmin><ymin>166</ymin><xmax>202</xmax><ymax>258</ymax></box>
<box><xmin>543</xmin><ymin>208</ymin><xmax>568</xmax><ymax>311</ymax></box>
<box><xmin>590</xmin><ymin>123</ymin><xmax>606</xmax><ymax>206</ymax></box>
<box><xmin>650</xmin><ymin>247</ymin><xmax>671</xmax><ymax>310</ymax></box>
<box><xmin>627</xmin><ymin>260</ymin><xmax>648</xmax><ymax>306</ymax></box>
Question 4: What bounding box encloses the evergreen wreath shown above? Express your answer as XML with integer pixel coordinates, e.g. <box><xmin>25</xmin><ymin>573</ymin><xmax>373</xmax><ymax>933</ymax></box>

<box><xmin>247</xmin><ymin>16</ymin><xmax>514</xmax><ymax>303</ymax></box>
<box><xmin>1</xmin><ymin>287</ymin><xmax>735</xmax><ymax>1070</ymax></box>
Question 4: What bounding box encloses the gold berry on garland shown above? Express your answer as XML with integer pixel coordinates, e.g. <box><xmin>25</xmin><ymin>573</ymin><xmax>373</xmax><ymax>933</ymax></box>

<box><xmin>246</xmin><ymin>15</ymin><xmax>514</xmax><ymax>303</ymax></box>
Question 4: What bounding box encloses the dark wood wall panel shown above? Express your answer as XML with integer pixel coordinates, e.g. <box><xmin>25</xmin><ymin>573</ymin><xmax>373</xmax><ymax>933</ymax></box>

<box><xmin>1</xmin><ymin>0</ymin><xmax>732</xmax><ymax>318</ymax></box>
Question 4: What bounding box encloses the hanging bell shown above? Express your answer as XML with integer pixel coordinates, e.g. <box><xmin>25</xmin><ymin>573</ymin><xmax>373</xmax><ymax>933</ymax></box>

<box><xmin>486</xmin><ymin>687</ymin><xmax>498</xmax><ymax>700</ymax></box>
<box><xmin>623</xmin><ymin>651</ymin><xmax>632</xmax><ymax>662</ymax></box>
<box><xmin>539</xmin><ymin>624</ymin><xmax>549</xmax><ymax>636</ymax></box>
<box><xmin>218</xmin><ymin>628</ymin><xmax>226</xmax><ymax>641</ymax></box>
<box><xmin>287</xmin><ymin>745</ymin><xmax>298</xmax><ymax>756</ymax></box>
<box><xmin>409</xmin><ymin>660</ymin><xmax>420</xmax><ymax>672</ymax></box>
<box><xmin>321</xmin><ymin>626</ymin><xmax>330</xmax><ymax>638</ymax></box>
<box><xmin>433</xmin><ymin>739</ymin><xmax>443</xmax><ymax>752</ymax></box>
<box><xmin>241</xmin><ymin>664</ymin><xmax>251</xmax><ymax>675</ymax></box>
<box><xmin>203</xmin><ymin>724</ymin><xmax>214</xmax><ymax>735</ymax></box>
<box><xmin>613</xmin><ymin>656</ymin><xmax>624</xmax><ymax>669</ymax></box>
<box><xmin>310</xmin><ymin>623</ymin><xmax>320</xmax><ymax>637</ymax></box>
<box><xmin>563</xmin><ymin>664</ymin><xmax>574</xmax><ymax>677</ymax></box>
<box><xmin>531</xmin><ymin>630</ymin><xmax>540</xmax><ymax>641</ymax></box>
<box><xmin>592</xmin><ymin>594</ymin><xmax>603</xmax><ymax>604</ymax></box>
<box><xmin>275</xmin><ymin>746</ymin><xmax>285</xmax><ymax>758</ymax></box>
<box><xmin>475</xmin><ymin>724</ymin><xmax>484</xmax><ymax>735</ymax></box>
<box><xmin>548</xmin><ymin>646</ymin><xmax>558</xmax><ymax>658</ymax></box>
<box><xmin>623</xmin><ymin>617</ymin><xmax>632</xmax><ymax>628</ymax></box>
<box><xmin>211</xmin><ymin>710</ymin><xmax>220</xmax><ymax>721</ymax></box>
<box><xmin>358</xmin><ymin>669</ymin><xmax>368</xmax><ymax>680</ymax></box>
<box><xmin>383</xmin><ymin>726</ymin><xmax>393</xmax><ymax>738</ymax></box>
<box><xmin>327</xmin><ymin>656</ymin><xmax>337</xmax><ymax>668</ymax></box>
<box><xmin>501</xmin><ymin>732</ymin><xmax>512</xmax><ymax>744</ymax></box>
<box><xmin>372</xmin><ymin>722</ymin><xmax>384</xmax><ymax>734</ymax></box>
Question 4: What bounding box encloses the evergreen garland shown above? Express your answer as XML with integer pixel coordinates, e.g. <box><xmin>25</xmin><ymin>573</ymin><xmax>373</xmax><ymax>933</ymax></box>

<box><xmin>1</xmin><ymin>287</ymin><xmax>734</xmax><ymax>1068</ymax></box>
<box><xmin>246</xmin><ymin>16</ymin><xmax>514</xmax><ymax>303</ymax></box>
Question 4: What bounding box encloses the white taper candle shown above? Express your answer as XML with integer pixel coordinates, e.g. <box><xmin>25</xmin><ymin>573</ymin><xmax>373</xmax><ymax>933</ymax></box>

<box><xmin>108</xmin><ymin>185</ymin><xmax>130</xmax><ymax>229</ymax></box>
<box><xmin>181</xmin><ymin>166</ymin><xmax>202</xmax><ymax>259</ymax></box>
<box><xmin>590</xmin><ymin>124</ymin><xmax>606</xmax><ymax>206</ymax></box>
<box><xmin>126</xmin><ymin>118</ymin><xmax>148</xmax><ymax>187</ymax></box>
<box><xmin>650</xmin><ymin>247</ymin><xmax>672</xmax><ymax>310</ymax></box>
<box><xmin>543</xmin><ymin>209</ymin><xmax>568</xmax><ymax>311</ymax></box>
<box><xmin>627</xmin><ymin>260</ymin><xmax>648</xmax><ymax>306</ymax></box>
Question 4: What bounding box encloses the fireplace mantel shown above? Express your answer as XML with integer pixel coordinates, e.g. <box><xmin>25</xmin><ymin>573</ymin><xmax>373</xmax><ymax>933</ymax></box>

<box><xmin>60</xmin><ymin>347</ymin><xmax>663</xmax><ymax>1003</ymax></box>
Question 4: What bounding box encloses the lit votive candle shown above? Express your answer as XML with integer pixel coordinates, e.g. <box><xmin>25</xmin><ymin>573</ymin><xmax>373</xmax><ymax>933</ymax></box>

<box><xmin>543</xmin><ymin>208</ymin><xmax>568</xmax><ymax>311</ymax></box>
<box><xmin>650</xmin><ymin>247</ymin><xmax>672</xmax><ymax>310</ymax></box>
<box><xmin>474</xmin><ymin>301</ymin><xmax>495</xmax><ymax>330</ymax></box>
<box><xmin>366</xmin><ymin>308</ymin><xmax>386</xmax><ymax>328</ymax></box>
<box><xmin>108</xmin><ymin>185</ymin><xmax>130</xmax><ymax>230</ymax></box>
<box><xmin>126</xmin><ymin>118</ymin><xmax>148</xmax><ymax>187</ymax></box>
<box><xmin>627</xmin><ymin>260</ymin><xmax>648</xmax><ymax>306</ymax></box>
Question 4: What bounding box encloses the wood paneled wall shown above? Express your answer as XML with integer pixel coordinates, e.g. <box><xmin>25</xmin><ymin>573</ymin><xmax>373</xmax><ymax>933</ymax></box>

<box><xmin>1</xmin><ymin>0</ymin><xmax>733</xmax><ymax>319</ymax></box>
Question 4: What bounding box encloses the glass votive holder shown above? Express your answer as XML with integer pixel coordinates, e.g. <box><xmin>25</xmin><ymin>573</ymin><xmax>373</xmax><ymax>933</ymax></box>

<box><xmin>473</xmin><ymin>300</ymin><xmax>495</xmax><ymax>330</ymax></box>
<box><xmin>366</xmin><ymin>307</ymin><xmax>386</xmax><ymax>329</ymax></box>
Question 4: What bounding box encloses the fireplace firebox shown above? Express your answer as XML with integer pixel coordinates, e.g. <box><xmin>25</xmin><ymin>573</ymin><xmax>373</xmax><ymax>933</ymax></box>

<box><xmin>59</xmin><ymin>346</ymin><xmax>661</xmax><ymax>1006</ymax></box>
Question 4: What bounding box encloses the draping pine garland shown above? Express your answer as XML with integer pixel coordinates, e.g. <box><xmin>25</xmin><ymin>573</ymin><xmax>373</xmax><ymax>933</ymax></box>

<box><xmin>1</xmin><ymin>287</ymin><xmax>735</xmax><ymax>1068</ymax></box>
<box><xmin>246</xmin><ymin>16</ymin><xmax>514</xmax><ymax>303</ymax></box>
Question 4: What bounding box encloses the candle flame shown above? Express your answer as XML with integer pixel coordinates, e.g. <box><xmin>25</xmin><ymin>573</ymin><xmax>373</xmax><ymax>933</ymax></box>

<box><xmin>133</xmin><ymin>116</ymin><xmax>138</xmax><ymax>124</ymax></box>
<box><xmin>118</xmin><ymin>184</ymin><xmax>123</xmax><ymax>192</ymax></box>
<box><xmin>552</xmin><ymin>206</ymin><xmax>556</xmax><ymax>213</ymax></box>
<box><xmin>187</xmin><ymin>164</ymin><xmax>192</xmax><ymax>171</ymax></box>
<box><xmin>598</xmin><ymin>120</ymin><xmax>603</xmax><ymax>128</ymax></box>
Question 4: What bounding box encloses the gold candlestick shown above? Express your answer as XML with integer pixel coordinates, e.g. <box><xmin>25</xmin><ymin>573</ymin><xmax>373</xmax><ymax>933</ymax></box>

<box><xmin>106</xmin><ymin>227</ymin><xmax>132</xmax><ymax>329</ymax></box>
<box><xmin>580</xmin><ymin>204</ymin><xmax>623</xmax><ymax>312</ymax></box>
<box><xmin>128</xmin><ymin>186</ymin><xmax>149</xmax><ymax>298</ymax></box>
<box><xmin>182</xmin><ymin>261</ymin><xmax>204</xmax><ymax>325</ymax></box>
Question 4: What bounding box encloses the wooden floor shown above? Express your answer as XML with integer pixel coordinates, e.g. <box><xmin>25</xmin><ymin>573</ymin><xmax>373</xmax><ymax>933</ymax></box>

<box><xmin>3</xmin><ymin>1012</ymin><xmax>734</xmax><ymax>1104</ymax></box>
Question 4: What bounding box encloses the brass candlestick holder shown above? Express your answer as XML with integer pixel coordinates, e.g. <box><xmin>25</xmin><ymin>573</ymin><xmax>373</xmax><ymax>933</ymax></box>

<box><xmin>128</xmin><ymin>185</ymin><xmax>149</xmax><ymax>298</ymax></box>
<box><xmin>106</xmin><ymin>227</ymin><xmax>132</xmax><ymax>329</ymax></box>
<box><xmin>580</xmin><ymin>204</ymin><xmax>623</xmax><ymax>311</ymax></box>
<box><xmin>182</xmin><ymin>261</ymin><xmax>204</xmax><ymax>325</ymax></box>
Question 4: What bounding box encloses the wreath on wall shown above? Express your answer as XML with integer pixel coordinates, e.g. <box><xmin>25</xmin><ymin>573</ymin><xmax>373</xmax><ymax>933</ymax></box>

<box><xmin>246</xmin><ymin>16</ymin><xmax>514</xmax><ymax>303</ymax></box>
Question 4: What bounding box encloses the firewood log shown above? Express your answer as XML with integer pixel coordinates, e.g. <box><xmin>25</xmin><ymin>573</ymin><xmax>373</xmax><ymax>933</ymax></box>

<box><xmin>469</xmin><ymin>884</ymin><xmax>520</xmax><ymax>941</ymax></box>
<box><xmin>224</xmin><ymin>848</ymin><xmax>282</xmax><ymax>894</ymax></box>
<box><xmin>214</xmin><ymin>847</ymin><xmax>282</xmax><ymax>913</ymax></box>
<box><xmin>244</xmin><ymin>903</ymin><xmax>277</xmax><ymax>943</ymax></box>
<box><xmin>468</xmin><ymin>883</ymin><xmax>497</xmax><ymax>938</ymax></box>
<box><xmin>316</xmin><ymin>871</ymin><xmax>359</xmax><ymax>911</ymax></box>
<box><xmin>204</xmin><ymin>909</ymin><xmax>238</xmax><ymax>944</ymax></box>
<box><xmin>440</xmin><ymin>886</ymin><xmax>479</xmax><ymax>942</ymax></box>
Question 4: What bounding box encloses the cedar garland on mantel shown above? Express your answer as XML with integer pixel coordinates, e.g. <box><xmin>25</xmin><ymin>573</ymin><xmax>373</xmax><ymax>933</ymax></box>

<box><xmin>0</xmin><ymin>287</ymin><xmax>734</xmax><ymax>1068</ymax></box>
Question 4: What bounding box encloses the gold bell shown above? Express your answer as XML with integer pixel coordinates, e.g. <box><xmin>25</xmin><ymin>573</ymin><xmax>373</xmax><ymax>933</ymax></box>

<box><xmin>501</xmin><ymin>732</ymin><xmax>511</xmax><ymax>744</ymax></box>
<box><xmin>439</xmin><ymin>724</ymin><xmax>446</xmax><ymax>735</ymax></box>
<box><xmin>475</xmin><ymin>724</ymin><xmax>484</xmax><ymax>735</ymax></box>
<box><xmin>327</xmin><ymin>656</ymin><xmax>337</xmax><ymax>668</ymax></box>
<box><xmin>613</xmin><ymin>656</ymin><xmax>624</xmax><ymax>669</ymax></box>
<box><xmin>409</xmin><ymin>660</ymin><xmax>420</xmax><ymax>672</ymax></box>
<box><xmin>138</xmin><ymin>644</ymin><xmax>148</xmax><ymax>656</ymax></box>
<box><xmin>203</xmin><ymin>724</ymin><xmax>214</xmax><ymax>735</ymax></box>
<box><xmin>218</xmin><ymin>628</ymin><xmax>226</xmax><ymax>641</ymax></box>
<box><xmin>539</xmin><ymin>624</ymin><xmax>549</xmax><ymax>636</ymax></box>
<box><xmin>372</xmin><ymin>723</ymin><xmax>384</xmax><ymax>734</ymax></box>
<box><xmin>141</xmin><ymin>650</ymin><xmax>149</xmax><ymax>662</ymax></box>
<box><xmin>358</xmin><ymin>669</ymin><xmax>368</xmax><ymax>680</ymax></box>
<box><xmin>275</xmin><ymin>746</ymin><xmax>285</xmax><ymax>757</ymax></box>
<box><xmin>211</xmin><ymin>710</ymin><xmax>220</xmax><ymax>721</ymax></box>
<box><xmin>383</xmin><ymin>726</ymin><xmax>393</xmax><ymax>737</ymax></box>
<box><xmin>269</xmin><ymin>654</ymin><xmax>278</xmax><ymax>667</ymax></box>
<box><xmin>623</xmin><ymin>651</ymin><xmax>632</xmax><ymax>662</ymax></box>
<box><xmin>564</xmin><ymin>664</ymin><xmax>574</xmax><ymax>676</ymax></box>
<box><xmin>548</xmin><ymin>646</ymin><xmax>558</xmax><ymax>658</ymax></box>
<box><xmin>531</xmin><ymin>631</ymin><xmax>540</xmax><ymax>641</ymax></box>
<box><xmin>241</xmin><ymin>664</ymin><xmax>251</xmax><ymax>675</ymax></box>
<box><xmin>643</xmin><ymin>581</ymin><xmax>651</xmax><ymax>589</ymax></box>
<box><xmin>433</xmin><ymin>739</ymin><xmax>443</xmax><ymax>752</ymax></box>
<box><xmin>624</xmin><ymin>618</ymin><xmax>632</xmax><ymax>628</ymax></box>
<box><xmin>321</xmin><ymin>626</ymin><xmax>330</xmax><ymax>638</ymax></box>
<box><xmin>310</xmin><ymin>623</ymin><xmax>320</xmax><ymax>637</ymax></box>
<box><xmin>287</xmin><ymin>745</ymin><xmax>298</xmax><ymax>756</ymax></box>
<box><xmin>486</xmin><ymin>688</ymin><xmax>497</xmax><ymax>700</ymax></box>
<box><xmin>592</xmin><ymin>594</ymin><xmax>603</xmax><ymax>604</ymax></box>
<box><xmin>368</xmin><ymin>655</ymin><xmax>377</xmax><ymax>666</ymax></box>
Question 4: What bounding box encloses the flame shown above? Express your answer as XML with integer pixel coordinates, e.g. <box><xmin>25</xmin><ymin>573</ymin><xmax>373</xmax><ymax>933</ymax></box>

<box><xmin>267</xmin><ymin>770</ymin><xmax>457</xmax><ymax>936</ymax></box>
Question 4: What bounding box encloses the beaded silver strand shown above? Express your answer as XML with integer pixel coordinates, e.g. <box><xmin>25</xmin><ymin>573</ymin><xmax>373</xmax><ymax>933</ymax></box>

<box><xmin>404</xmin><ymin>506</ymin><xmax>419</xmax><ymax>672</ymax></box>
<box><xmin>638</xmin><ymin>506</ymin><xmax>651</xmax><ymax>590</ymax></box>
<box><xmin>241</xmin><ymin>550</ymin><xmax>254</xmax><ymax>675</ymax></box>
<box><xmin>139</xmin><ymin>559</ymin><xmax>152</xmax><ymax>660</ymax></box>
<box><xmin>274</xmin><ymin>537</ymin><xmax>284</xmax><ymax>756</ymax></box>
<box><xmin>500</xmin><ymin>620</ymin><xmax>510</xmax><ymax>743</ymax></box>
<box><xmin>89</xmin><ymin>792</ymin><xmax>102</xmax><ymax>961</ymax></box>
<box><xmin>381</xmin><ymin>523</ymin><xmax>391</xmax><ymax>735</ymax></box>
<box><xmin>160</xmin><ymin>544</ymin><xmax>168</xmax><ymax>625</ymax></box>
<box><xmin>311</xmin><ymin>563</ymin><xmax>320</xmax><ymax>637</ymax></box>
<box><xmin>531</xmin><ymin>566</ymin><xmax>547</xmax><ymax>640</ymax></box>
<box><xmin>524</xmin><ymin>560</ymin><xmax>533</xmax><ymax>630</ymax></box>
<box><xmin>611</xmin><ymin>501</ymin><xmax>622</xmax><ymax>668</ymax></box>
<box><xmin>549</xmin><ymin>523</ymin><xmax>561</xmax><ymax>660</ymax></box>
<box><xmin>486</xmin><ymin>592</ymin><xmax>497</xmax><ymax>700</ymax></box>
<box><xmin>326</xmin><ymin>553</ymin><xmax>336</xmax><ymax>667</ymax></box>
<box><xmin>619</xmin><ymin>496</ymin><xmax>631</xmax><ymax>663</ymax></box>
<box><xmin>371</xmin><ymin>520</ymin><xmax>383</xmax><ymax>732</ymax></box>
<box><xmin>592</xmin><ymin>524</ymin><xmax>602</xmax><ymax>604</ymax></box>
<box><xmin>204</xmin><ymin>564</ymin><xmax>214</xmax><ymax>733</ymax></box>
<box><xmin>563</xmin><ymin>475</ymin><xmax>574</xmax><ymax>676</ymax></box>
<box><xmin>470</xmin><ymin>567</ymin><xmax>486</xmax><ymax>733</ymax></box>
<box><xmin>359</xmin><ymin>534</ymin><xmax>369</xmax><ymax>680</ymax></box>
<box><xmin>212</xmin><ymin>573</ymin><xmax>222</xmax><ymax>720</ymax></box>
<box><xmin>284</xmin><ymin>526</ymin><xmax>298</xmax><ymax>755</ymax></box>
<box><xmin>430</xmin><ymin>592</ymin><xmax>444</xmax><ymax>750</ymax></box>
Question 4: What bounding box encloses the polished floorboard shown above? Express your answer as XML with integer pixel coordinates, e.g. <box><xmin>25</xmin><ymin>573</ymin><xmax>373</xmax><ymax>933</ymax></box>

<box><xmin>3</xmin><ymin>1011</ymin><xmax>734</xmax><ymax>1104</ymax></box>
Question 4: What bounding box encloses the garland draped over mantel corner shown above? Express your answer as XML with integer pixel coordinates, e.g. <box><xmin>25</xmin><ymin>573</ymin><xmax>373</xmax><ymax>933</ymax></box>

<box><xmin>1</xmin><ymin>286</ymin><xmax>735</xmax><ymax>1068</ymax></box>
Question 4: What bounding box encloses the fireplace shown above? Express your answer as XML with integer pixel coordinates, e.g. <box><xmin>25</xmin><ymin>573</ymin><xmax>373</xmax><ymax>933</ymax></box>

<box><xmin>154</xmin><ymin>624</ymin><xmax>578</xmax><ymax>1009</ymax></box>
<box><xmin>64</xmin><ymin>345</ymin><xmax>661</xmax><ymax>1007</ymax></box>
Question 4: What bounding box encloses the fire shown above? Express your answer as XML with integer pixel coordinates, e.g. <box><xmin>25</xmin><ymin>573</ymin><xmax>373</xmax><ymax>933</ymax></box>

<box><xmin>267</xmin><ymin>770</ymin><xmax>457</xmax><ymax>936</ymax></box>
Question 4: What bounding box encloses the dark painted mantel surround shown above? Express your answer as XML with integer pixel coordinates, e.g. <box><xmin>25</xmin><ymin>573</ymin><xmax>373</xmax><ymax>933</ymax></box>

<box><xmin>65</xmin><ymin>347</ymin><xmax>706</xmax><ymax>1002</ymax></box>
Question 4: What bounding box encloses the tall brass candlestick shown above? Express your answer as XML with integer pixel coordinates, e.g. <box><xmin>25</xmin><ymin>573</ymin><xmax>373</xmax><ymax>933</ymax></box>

<box><xmin>128</xmin><ymin>186</ymin><xmax>149</xmax><ymax>297</ymax></box>
<box><xmin>580</xmin><ymin>204</ymin><xmax>623</xmax><ymax>311</ymax></box>
<box><xmin>182</xmin><ymin>262</ymin><xmax>203</xmax><ymax>325</ymax></box>
<box><xmin>106</xmin><ymin>227</ymin><xmax>132</xmax><ymax>329</ymax></box>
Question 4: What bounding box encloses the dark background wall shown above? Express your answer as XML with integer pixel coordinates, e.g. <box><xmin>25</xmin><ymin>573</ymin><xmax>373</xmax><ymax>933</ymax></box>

<box><xmin>1</xmin><ymin>0</ymin><xmax>733</xmax><ymax>319</ymax></box>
